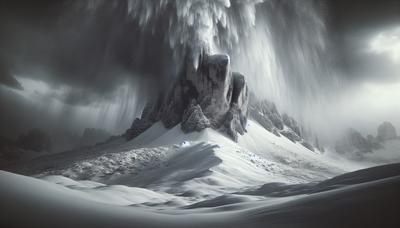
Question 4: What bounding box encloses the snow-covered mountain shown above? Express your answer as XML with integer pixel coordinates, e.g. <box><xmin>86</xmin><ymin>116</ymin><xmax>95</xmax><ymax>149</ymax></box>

<box><xmin>2</xmin><ymin>103</ymin><xmax>398</xmax><ymax>228</ymax></box>
<box><xmin>2</xmin><ymin>47</ymin><xmax>398</xmax><ymax>228</ymax></box>
<box><xmin>335</xmin><ymin>121</ymin><xmax>400</xmax><ymax>163</ymax></box>
<box><xmin>1</xmin><ymin>1</ymin><xmax>399</xmax><ymax>227</ymax></box>
<box><xmin>4</xmin><ymin>117</ymin><xmax>363</xmax><ymax>205</ymax></box>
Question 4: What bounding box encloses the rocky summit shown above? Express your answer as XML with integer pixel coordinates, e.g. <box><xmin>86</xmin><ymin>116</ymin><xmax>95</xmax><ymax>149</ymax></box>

<box><xmin>126</xmin><ymin>53</ymin><xmax>249</xmax><ymax>141</ymax></box>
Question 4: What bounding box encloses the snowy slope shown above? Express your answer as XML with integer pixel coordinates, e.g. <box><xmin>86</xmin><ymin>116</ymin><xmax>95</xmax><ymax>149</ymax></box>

<box><xmin>2</xmin><ymin>163</ymin><xmax>399</xmax><ymax>228</ymax></box>
<box><xmin>9</xmin><ymin>120</ymin><xmax>365</xmax><ymax>187</ymax></box>
<box><xmin>1</xmin><ymin>119</ymin><xmax>397</xmax><ymax>227</ymax></box>
<box><xmin>2</xmin><ymin>120</ymin><xmax>366</xmax><ymax>209</ymax></box>
<box><xmin>50</xmin><ymin>121</ymin><xmax>360</xmax><ymax>185</ymax></box>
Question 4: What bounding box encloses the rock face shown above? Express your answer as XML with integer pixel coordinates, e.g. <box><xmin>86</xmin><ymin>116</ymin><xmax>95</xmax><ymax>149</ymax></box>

<box><xmin>377</xmin><ymin>121</ymin><xmax>397</xmax><ymax>141</ymax></box>
<box><xmin>334</xmin><ymin>121</ymin><xmax>398</xmax><ymax>159</ymax></box>
<box><xmin>248</xmin><ymin>98</ymin><xmax>320</xmax><ymax>152</ymax></box>
<box><xmin>335</xmin><ymin>128</ymin><xmax>383</xmax><ymax>159</ymax></box>
<box><xmin>126</xmin><ymin>53</ymin><xmax>249</xmax><ymax>141</ymax></box>
<box><xmin>126</xmin><ymin>118</ymin><xmax>153</xmax><ymax>140</ymax></box>
<box><xmin>181</xmin><ymin>101</ymin><xmax>211</xmax><ymax>133</ymax></box>
<box><xmin>335</xmin><ymin>129</ymin><xmax>373</xmax><ymax>155</ymax></box>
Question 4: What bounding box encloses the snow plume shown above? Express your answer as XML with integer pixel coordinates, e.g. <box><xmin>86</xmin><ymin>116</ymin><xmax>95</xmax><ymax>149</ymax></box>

<box><xmin>78</xmin><ymin>0</ymin><xmax>263</xmax><ymax>81</ymax></box>
<box><xmin>0</xmin><ymin>0</ymin><xmax>335</xmax><ymax>138</ymax></box>
<box><xmin>230</xmin><ymin>1</ymin><xmax>335</xmax><ymax>116</ymax></box>
<box><xmin>80</xmin><ymin>0</ymin><xmax>335</xmax><ymax>123</ymax></box>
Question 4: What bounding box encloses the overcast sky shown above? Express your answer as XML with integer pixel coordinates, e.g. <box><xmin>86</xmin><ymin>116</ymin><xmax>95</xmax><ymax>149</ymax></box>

<box><xmin>0</xmin><ymin>0</ymin><xmax>399</xmax><ymax>142</ymax></box>
<box><xmin>320</xmin><ymin>0</ymin><xmax>400</xmax><ymax>137</ymax></box>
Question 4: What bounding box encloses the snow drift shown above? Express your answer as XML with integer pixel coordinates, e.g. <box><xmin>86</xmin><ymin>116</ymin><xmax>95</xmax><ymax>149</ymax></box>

<box><xmin>1</xmin><ymin>163</ymin><xmax>399</xmax><ymax>228</ymax></box>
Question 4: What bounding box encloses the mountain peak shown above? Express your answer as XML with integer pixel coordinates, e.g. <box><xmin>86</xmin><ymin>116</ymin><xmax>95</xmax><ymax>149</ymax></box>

<box><xmin>126</xmin><ymin>53</ymin><xmax>249</xmax><ymax>141</ymax></box>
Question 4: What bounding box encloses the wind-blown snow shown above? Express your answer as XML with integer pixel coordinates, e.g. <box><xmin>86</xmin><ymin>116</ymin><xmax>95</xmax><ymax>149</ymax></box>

<box><xmin>1</xmin><ymin>118</ymin><xmax>398</xmax><ymax>227</ymax></box>
<box><xmin>5</xmin><ymin>120</ymin><xmax>364</xmax><ymax>209</ymax></box>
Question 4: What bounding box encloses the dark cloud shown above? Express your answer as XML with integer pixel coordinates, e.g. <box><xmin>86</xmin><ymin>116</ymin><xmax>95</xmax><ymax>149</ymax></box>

<box><xmin>328</xmin><ymin>0</ymin><xmax>400</xmax><ymax>83</ymax></box>
<box><xmin>0</xmin><ymin>0</ymin><xmax>178</xmax><ymax>106</ymax></box>
<box><xmin>0</xmin><ymin>63</ymin><xmax>23</xmax><ymax>90</ymax></box>
<box><xmin>328</xmin><ymin>0</ymin><xmax>400</xmax><ymax>33</ymax></box>
<box><xmin>344</xmin><ymin>46</ymin><xmax>400</xmax><ymax>84</ymax></box>
<box><xmin>6</xmin><ymin>0</ymin><xmax>397</xmax><ymax>103</ymax></box>
<box><xmin>0</xmin><ymin>0</ymin><xmax>399</xmax><ymax>144</ymax></box>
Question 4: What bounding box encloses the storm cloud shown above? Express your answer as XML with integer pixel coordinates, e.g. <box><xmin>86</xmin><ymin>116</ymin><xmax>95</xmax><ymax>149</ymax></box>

<box><xmin>328</xmin><ymin>0</ymin><xmax>400</xmax><ymax>84</ymax></box>
<box><xmin>0</xmin><ymin>0</ymin><xmax>399</xmax><ymax>145</ymax></box>
<box><xmin>0</xmin><ymin>0</ymin><xmax>170</xmax><ymax>105</ymax></box>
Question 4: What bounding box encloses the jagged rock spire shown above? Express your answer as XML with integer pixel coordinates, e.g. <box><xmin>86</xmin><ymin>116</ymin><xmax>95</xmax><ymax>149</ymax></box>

<box><xmin>126</xmin><ymin>53</ymin><xmax>249</xmax><ymax>141</ymax></box>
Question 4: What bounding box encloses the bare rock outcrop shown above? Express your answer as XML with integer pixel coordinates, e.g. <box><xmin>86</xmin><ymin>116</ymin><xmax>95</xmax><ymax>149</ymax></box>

<box><xmin>181</xmin><ymin>101</ymin><xmax>211</xmax><ymax>133</ymax></box>
<box><xmin>126</xmin><ymin>53</ymin><xmax>249</xmax><ymax>141</ymax></box>
<box><xmin>248</xmin><ymin>98</ymin><xmax>318</xmax><ymax>152</ymax></box>
<box><xmin>335</xmin><ymin>128</ymin><xmax>372</xmax><ymax>155</ymax></box>
<box><xmin>334</xmin><ymin>121</ymin><xmax>398</xmax><ymax>159</ymax></box>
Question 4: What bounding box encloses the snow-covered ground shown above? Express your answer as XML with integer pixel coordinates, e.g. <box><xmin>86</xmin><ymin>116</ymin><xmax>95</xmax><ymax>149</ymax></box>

<box><xmin>1</xmin><ymin>163</ymin><xmax>399</xmax><ymax>228</ymax></box>
<box><xmin>6</xmin><ymin>121</ymin><xmax>365</xmax><ymax>204</ymax></box>
<box><xmin>2</xmin><ymin>120</ymin><xmax>397</xmax><ymax>227</ymax></box>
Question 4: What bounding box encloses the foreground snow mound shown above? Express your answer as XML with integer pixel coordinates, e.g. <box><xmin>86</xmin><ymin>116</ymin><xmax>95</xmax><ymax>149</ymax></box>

<box><xmin>38</xmin><ymin>175</ymin><xmax>176</xmax><ymax>206</ymax></box>
<box><xmin>1</xmin><ymin>163</ymin><xmax>399</xmax><ymax>228</ymax></box>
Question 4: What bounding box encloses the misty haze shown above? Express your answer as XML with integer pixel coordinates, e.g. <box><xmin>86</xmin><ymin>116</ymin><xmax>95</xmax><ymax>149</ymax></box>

<box><xmin>0</xmin><ymin>0</ymin><xmax>399</xmax><ymax>227</ymax></box>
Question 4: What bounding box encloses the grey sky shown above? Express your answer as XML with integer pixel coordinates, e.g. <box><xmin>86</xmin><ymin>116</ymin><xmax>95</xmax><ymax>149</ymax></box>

<box><xmin>0</xmin><ymin>0</ymin><xmax>399</xmax><ymax>142</ymax></box>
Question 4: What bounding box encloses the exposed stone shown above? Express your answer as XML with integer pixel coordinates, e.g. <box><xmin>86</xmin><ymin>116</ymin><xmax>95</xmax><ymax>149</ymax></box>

<box><xmin>282</xmin><ymin>114</ymin><xmax>301</xmax><ymax>137</ymax></box>
<box><xmin>248</xmin><ymin>99</ymin><xmax>284</xmax><ymax>131</ymax></box>
<box><xmin>231</xmin><ymin>72</ymin><xmax>249</xmax><ymax>110</ymax></box>
<box><xmin>222</xmin><ymin>72</ymin><xmax>249</xmax><ymax>141</ymax></box>
<box><xmin>270</xmin><ymin>113</ymin><xmax>284</xmax><ymax>130</ymax></box>
<box><xmin>181</xmin><ymin>101</ymin><xmax>211</xmax><ymax>133</ymax></box>
<box><xmin>125</xmin><ymin>101</ymin><xmax>161</xmax><ymax>140</ymax></box>
<box><xmin>126</xmin><ymin>53</ymin><xmax>249</xmax><ymax>141</ymax></box>
<box><xmin>251</xmin><ymin>111</ymin><xmax>274</xmax><ymax>132</ymax></box>
<box><xmin>141</xmin><ymin>102</ymin><xmax>158</xmax><ymax>121</ymax></box>
<box><xmin>248</xmin><ymin>98</ymin><xmax>317</xmax><ymax>151</ymax></box>
<box><xmin>272</xmin><ymin>129</ymin><xmax>281</xmax><ymax>137</ymax></box>
<box><xmin>280</xmin><ymin>129</ymin><xmax>302</xmax><ymax>143</ymax></box>
<box><xmin>335</xmin><ymin>128</ymin><xmax>372</xmax><ymax>154</ymax></box>
<box><xmin>301</xmin><ymin>141</ymin><xmax>315</xmax><ymax>152</ymax></box>
<box><xmin>224</xmin><ymin>104</ymin><xmax>247</xmax><ymax>142</ymax></box>
<box><xmin>191</xmin><ymin>54</ymin><xmax>233</xmax><ymax>127</ymax></box>
<box><xmin>125</xmin><ymin>118</ymin><xmax>153</xmax><ymax>140</ymax></box>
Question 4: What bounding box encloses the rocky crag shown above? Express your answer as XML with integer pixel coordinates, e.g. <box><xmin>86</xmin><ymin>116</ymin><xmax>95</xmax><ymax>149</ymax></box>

<box><xmin>248</xmin><ymin>98</ymin><xmax>322</xmax><ymax>152</ymax></box>
<box><xmin>335</xmin><ymin>121</ymin><xmax>399</xmax><ymax>159</ymax></box>
<box><xmin>126</xmin><ymin>53</ymin><xmax>249</xmax><ymax>141</ymax></box>
<box><xmin>126</xmin><ymin>53</ymin><xmax>321</xmax><ymax>152</ymax></box>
